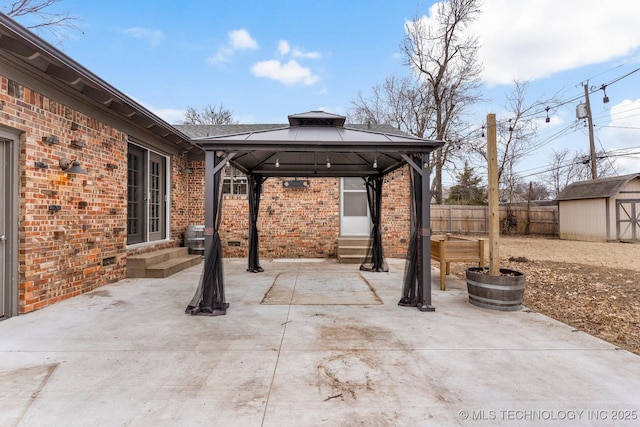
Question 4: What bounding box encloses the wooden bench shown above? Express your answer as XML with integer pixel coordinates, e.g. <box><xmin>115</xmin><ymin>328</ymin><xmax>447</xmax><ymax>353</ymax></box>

<box><xmin>431</xmin><ymin>234</ymin><xmax>485</xmax><ymax>290</ymax></box>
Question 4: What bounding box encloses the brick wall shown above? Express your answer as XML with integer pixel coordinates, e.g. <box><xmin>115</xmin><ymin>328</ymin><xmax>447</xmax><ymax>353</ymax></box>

<box><xmin>1</xmin><ymin>76</ymin><xmax>132</xmax><ymax>312</ymax></box>
<box><xmin>381</xmin><ymin>167</ymin><xmax>411</xmax><ymax>257</ymax></box>
<box><xmin>184</xmin><ymin>166</ymin><xmax>411</xmax><ymax>259</ymax></box>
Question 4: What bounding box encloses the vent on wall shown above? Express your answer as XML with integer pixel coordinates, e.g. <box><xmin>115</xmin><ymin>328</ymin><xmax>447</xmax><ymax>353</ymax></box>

<box><xmin>102</xmin><ymin>256</ymin><xmax>116</xmax><ymax>267</ymax></box>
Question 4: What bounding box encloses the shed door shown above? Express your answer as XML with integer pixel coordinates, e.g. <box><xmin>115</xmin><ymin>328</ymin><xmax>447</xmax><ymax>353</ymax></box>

<box><xmin>617</xmin><ymin>200</ymin><xmax>640</xmax><ymax>241</ymax></box>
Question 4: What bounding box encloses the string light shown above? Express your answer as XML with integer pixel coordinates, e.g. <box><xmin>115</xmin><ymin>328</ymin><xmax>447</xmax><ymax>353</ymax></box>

<box><xmin>601</xmin><ymin>84</ymin><xmax>609</xmax><ymax>104</ymax></box>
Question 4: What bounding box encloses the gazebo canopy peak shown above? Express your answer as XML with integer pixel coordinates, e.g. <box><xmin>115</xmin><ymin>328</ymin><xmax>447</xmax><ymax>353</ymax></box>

<box><xmin>287</xmin><ymin>110</ymin><xmax>346</xmax><ymax>127</ymax></box>
<box><xmin>194</xmin><ymin>110</ymin><xmax>443</xmax><ymax>178</ymax></box>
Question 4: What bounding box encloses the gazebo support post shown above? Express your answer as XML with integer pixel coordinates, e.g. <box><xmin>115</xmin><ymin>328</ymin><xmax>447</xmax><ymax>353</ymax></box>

<box><xmin>417</xmin><ymin>153</ymin><xmax>434</xmax><ymax>311</ymax></box>
<box><xmin>399</xmin><ymin>154</ymin><xmax>435</xmax><ymax>312</ymax></box>
<box><xmin>185</xmin><ymin>150</ymin><xmax>232</xmax><ymax>316</ymax></box>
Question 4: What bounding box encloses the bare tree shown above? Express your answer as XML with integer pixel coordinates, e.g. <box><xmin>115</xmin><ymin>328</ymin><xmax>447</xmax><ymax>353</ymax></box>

<box><xmin>182</xmin><ymin>104</ymin><xmax>237</xmax><ymax>125</ymax></box>
<box><xmin>401</xmin><ymin>0</ymin><xmax>483</xmax><ymax>203</ymax></box>
<box><xmin>516</xmin><ymin>181</ymin><xmax>550</xmax><ymax>201</ymax></box>
<box><xmin>544</xmin><ymin>148</ymin><xmax>618</xmax><ymax>197</ymax></box>
<box><xmin>349</xmin><ymin>74</ymin><xmax>434</xmax><ymax>138</ymax></box>
<box><xmin>468</xmin><ymin>81</ymin><xmax>559</xmax><ymax>198</ymax></box>
<box><xmin>544</xmin><ymin>148</ymin><xmax>576</xmax><ymax>197</ymax></box>
<box><xmin>3</xmin><ymin>0</ymin><xmax>78</xmax><ymax>42</ymax></box>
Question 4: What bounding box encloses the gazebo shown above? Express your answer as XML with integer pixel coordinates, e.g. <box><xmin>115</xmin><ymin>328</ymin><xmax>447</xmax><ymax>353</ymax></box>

<box><xmin>185</xmin><ymin>111</ymin><xmax>443</xmax><ymax>315</ymax></box>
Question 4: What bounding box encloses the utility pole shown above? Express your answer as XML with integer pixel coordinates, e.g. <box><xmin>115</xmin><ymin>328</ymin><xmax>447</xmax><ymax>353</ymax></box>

<box><xmin>583</xmin><ymin>82</ymin><xmax>598</xmax><ymax>179</ymax></box>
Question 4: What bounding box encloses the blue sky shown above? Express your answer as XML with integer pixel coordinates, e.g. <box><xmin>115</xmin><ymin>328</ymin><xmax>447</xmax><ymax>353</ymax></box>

<box><xmin>12</xmin><ymin>0</ymin><xmax>640</xmax><ymax>186</ymax></box>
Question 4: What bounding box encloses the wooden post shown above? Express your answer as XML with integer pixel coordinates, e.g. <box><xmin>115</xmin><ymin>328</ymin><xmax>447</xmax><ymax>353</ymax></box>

<box><xmin>525</xmin><ymin>181</ymin><xmax>532</xmax><ymax>235</ymax></box>
<box><xmin>487</xmin><ymin>113</ymin><xmax>500</xmax><ymax>276</ymax></box>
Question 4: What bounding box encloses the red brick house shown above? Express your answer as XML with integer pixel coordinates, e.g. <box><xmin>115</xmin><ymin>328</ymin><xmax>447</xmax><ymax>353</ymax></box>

<box><xmin>0</xmin><ymin>15</ymin><xmax>432</xmax><ymax>318</ymax></box>
<box><xmin>0</xmin><ymin>15</ymin><xmax>202</xmax><ymax>317</ymax></box>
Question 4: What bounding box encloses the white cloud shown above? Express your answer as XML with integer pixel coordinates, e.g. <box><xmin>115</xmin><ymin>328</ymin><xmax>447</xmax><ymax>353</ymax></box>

<box><xmin>602</xmin><ymin>99</ymin><xmax>640</xmax><ymax>148</ymax></box>
<box><xmin>122</xmin><ymin>27</ymin><xmax>165</xmax><ymax>47</ymax></box>
<box><xmin>413</xmin><ymin>0</ymin><xmax>640</xmax><ymax>86</ymax></box>
<box><xmin>208</xmin><ymin>29</ymin><xmax>258</xmax><ymax>64</ymax></box>
<box><xmin>229</xmin><ymin>29</ymin><xmax>258</xmax><ymax>50</ymax></box>
<box><xmin>480</xmin><ymin>0</ymin><xmax>640</xmax><ymax>85</ymax></box>
<box><xmin>277</xmin><ymin>39</ymin><xmax>321</xmax><ymax>59</ymax></box>
<box><xmin>251</xmin><ymin>59</ymin><xmax>319</xmax><ymax>85</ymax></box>
<box><xmin>599</xmin><ymin>98</ymin><xmax>640</xmax><ymax>173</ymax></box>
<box><xmin>291</xmin><ymin>48</ymin><xmax>322</xmax><ymax>59</ymax></box>
<box><xmin>278</xmin><ymin>40</ymin><xmax>291</xmax><ymax>56</ymax></box>
<box><xmin>131</xmin><ymin>96</ymin><xmax>185</xmax><ymax>124</ymax></box>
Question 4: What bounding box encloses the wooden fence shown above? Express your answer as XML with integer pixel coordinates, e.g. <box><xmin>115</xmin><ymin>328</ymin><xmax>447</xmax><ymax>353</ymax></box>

<box><xmin>431</xmin><ymin>205</ymin><xmax>558</xmax><ymax>236</ymax></box>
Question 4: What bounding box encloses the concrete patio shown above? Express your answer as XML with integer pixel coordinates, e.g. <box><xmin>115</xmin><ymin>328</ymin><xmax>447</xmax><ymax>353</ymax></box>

<box><xmin>1</xmin><ymin>258</ymin><xmax>639</xmax><ymax>426</ymax></box>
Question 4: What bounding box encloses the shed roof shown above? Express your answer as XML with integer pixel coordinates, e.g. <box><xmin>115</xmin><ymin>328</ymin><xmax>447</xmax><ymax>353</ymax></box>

<box><xmin>181</xmin><ymin>112</ymin><xmax>443</xmax><ymax>178</ymax></box>
<box><xmin>556</xmin><ymin>173</ymin><xmax>640</xmax><ymax>201</ymax></box>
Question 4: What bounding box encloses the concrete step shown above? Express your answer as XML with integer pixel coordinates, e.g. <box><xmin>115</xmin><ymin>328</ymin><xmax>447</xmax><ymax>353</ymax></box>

<box><xmin>337</xmin><ymin>237</ymin><xmax>370</xmax><ymax>264</ymax></box>
<box><xmin>127</xmin><ymin>247</ymin><xmax>189</xmax><ymax>270</ymax></box>
<box><xmin>337</xmin><ymin>254</ymin><xmax>367</xmax><ymax>264</ymax></box>
<box><xmin>126</xmin><ymin>247</ymin><xmax>199</xmax><ymax>278</ymax></box>
<box><xmin>337</xmin><ymin>245</ymin><xmax>370</xmax><ymax>256</ymax></box>
<box><xmin>337</xmin><ymin>237</ymin><xmax>371</xmax><ymax>247</ymax></box>
<box><xmin>145</xmin><ymin>255</ymin><xmax>202</xmax><ymax>278</ymax></box>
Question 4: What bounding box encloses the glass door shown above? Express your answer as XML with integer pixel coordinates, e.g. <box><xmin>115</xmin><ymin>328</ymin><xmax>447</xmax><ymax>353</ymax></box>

<box><xmin>1</xmin><ymin>138</ymin><xmax>6</xmax><ymax>318</ymax></box>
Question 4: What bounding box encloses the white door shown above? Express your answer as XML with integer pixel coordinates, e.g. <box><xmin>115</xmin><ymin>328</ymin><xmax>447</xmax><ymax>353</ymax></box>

<box><xmin>617</xmin><ymin>200</ymin><xmax>640</xmax><ymax>241</ymax></box>
<box><xmin>340</xmin><ymin>177</ymin><xmax>371</xmax><ymax>236</ymax></box>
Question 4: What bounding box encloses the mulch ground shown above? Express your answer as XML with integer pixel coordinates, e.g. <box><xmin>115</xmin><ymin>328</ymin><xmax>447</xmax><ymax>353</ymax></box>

<box><xmin>449</xmin><ymin>259</ymin><xmax>640</xmax><ymax>356</ymax></box>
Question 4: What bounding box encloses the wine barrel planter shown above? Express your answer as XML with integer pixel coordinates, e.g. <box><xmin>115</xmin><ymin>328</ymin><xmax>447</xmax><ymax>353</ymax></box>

<box><xmin>185</xmin><ymin>224</ymin><xmax>205</xmax><ymax>255</ymax></box>
<box><xmin>466</xmin><ymin>267</ymin><xmax>525</xmax><ymax>311</ymax></box>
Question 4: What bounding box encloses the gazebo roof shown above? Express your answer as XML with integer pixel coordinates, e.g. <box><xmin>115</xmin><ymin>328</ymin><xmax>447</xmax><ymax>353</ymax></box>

<box><xmin>190</xmin><ymin>111</ymin><xmax>443</xmax><ymax>177</ymax></box>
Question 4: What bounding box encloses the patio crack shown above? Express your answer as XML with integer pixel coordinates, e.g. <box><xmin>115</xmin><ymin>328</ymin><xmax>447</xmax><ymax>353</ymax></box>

<box><xmin>260</xmin><ymin>262</ymin><xmax>300</xmax><ymax>426</ymax></box>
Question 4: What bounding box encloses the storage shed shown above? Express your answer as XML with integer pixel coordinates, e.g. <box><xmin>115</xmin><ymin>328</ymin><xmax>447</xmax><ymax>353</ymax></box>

<box><xmin>556</xmin><ymin>173</ymin><xmax>640</xmax><ymax>241</ymax></box>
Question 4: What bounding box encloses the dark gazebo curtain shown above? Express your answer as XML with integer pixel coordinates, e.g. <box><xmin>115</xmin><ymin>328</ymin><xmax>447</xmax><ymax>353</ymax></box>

<box><xmin>400</xmin><ymin>156</ymin><xmax>422</xmax><ymax>307</ymax></box>
<box><xmin>398</xmin><ymin>155</ymin><xmax>431</xmax><ymax>309</ymax></box>
<box><xmin>185</xmin><ymin>153</ymin><xmax>228</xmax><ymax>316</ymax></box>
<box><xmin>360</xmin><ymin>175</ymin><xmax>388</xmax><ymax>272</ymax></box>
<box><xmin>247</xmin><ymin>174</ymin><xmax>266</xmax><ymax>273</ymax></box>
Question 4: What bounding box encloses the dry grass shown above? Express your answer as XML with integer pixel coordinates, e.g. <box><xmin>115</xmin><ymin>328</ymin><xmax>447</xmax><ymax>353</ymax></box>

<box><xmin>448</xmin><ymin>236</ymin><xmax>640</xmax><ymax>355</ymax></box>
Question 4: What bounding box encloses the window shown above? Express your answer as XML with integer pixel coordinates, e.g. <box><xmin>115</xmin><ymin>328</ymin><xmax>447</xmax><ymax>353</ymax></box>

<box><xmin>127</xmin><ymin>143</ymin><xmax>168</xmax><ymax>245</ymax></box>
<box><xmin>223</xmin><ymin>166</ymin><xmax>248</xmax><ymax>195</ymax></box>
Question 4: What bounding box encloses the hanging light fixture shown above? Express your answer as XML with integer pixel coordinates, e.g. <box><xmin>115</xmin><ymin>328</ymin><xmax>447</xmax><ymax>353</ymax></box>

<box><xmin>275</xmin><ymin>158</ymin><xmax>280</xmax><ymax>168</ymax></box>
<box><xmin>545</xmin><ymin>106</ymin><xmax>550</xmax><ymax>123</ymax></box>
<box><xmin>326</xmin><ymin>156</ymin><xmax>331</xmax><ymax>168</ymax></box>
<box><xmin>373</xmin><ymin>157</ymin><xmax>378</xmax><ymax>169</ymax></box>
<box><xmin>601</xmin><ymin>84</ymin><xmax>609</xmax><ymax>104</ymax></box>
